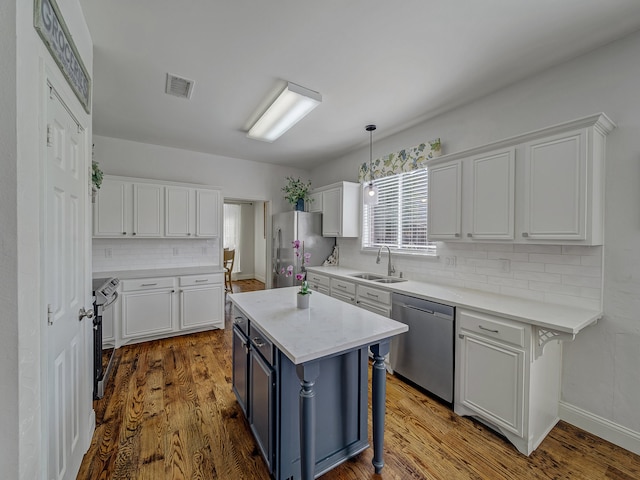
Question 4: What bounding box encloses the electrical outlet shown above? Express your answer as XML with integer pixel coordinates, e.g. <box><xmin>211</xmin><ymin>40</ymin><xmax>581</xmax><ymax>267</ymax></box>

<box><xmin>202</xmin><ymin>247</ymin><xmax>208</xmax><ymax>255</ymax></box>
<box><xmin>500</xmin><ymin>258</ymin><xmax>511</xmax><ymax>273</ymax></box>
<box><xmin>105</xmin><ymin>248</ymin><xmax>112</xmax><ymax>258</ymax></box>
<box><xmin>445</xmin><ymin>256</ymin><xmax>457</xmax><ymax>267</ymax></box>
<box><xmin>173</xmin><ymin>247</ymin><xmax>179</xmax><ymax>256</ymax></box>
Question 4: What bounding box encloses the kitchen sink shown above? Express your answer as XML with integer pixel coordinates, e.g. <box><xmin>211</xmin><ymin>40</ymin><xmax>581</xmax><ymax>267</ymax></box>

<box><xmin>350</xmin><ymin>272</ymin><xmax>408</xmax><ymax>283</ymax></box>
<box><xmin>373</xmin><ymin>278</ymin><xmax>407</xmax><ymax>284</ymax></box>
<box><xmin>350</xmin><ymin>273</ymin><xmax>386</xmax><ymax>280</ymax></box>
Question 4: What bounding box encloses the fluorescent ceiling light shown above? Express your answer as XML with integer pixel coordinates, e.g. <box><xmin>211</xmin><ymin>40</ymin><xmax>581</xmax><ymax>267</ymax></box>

<box><xmin>247</xmin><ymin>82</ymin><xmax>322</xmax><ymax>142</ymax></box>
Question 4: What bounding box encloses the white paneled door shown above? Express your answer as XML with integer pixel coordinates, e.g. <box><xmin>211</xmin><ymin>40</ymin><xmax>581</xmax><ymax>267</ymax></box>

<box><xmin>45</xmin><ymin>88</ymin><xmax>91</xmax><ymax>480</ymax></box>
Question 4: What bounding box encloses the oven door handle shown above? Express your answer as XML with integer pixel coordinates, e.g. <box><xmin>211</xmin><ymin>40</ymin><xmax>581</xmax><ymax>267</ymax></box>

<box><xmin>102</xmin><ymin>291</ymin><xmax>119</xmax><ymax>310</ymax></box>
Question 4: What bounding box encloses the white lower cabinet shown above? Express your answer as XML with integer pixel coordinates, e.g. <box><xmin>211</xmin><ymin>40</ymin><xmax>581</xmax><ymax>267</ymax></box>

<box><xmin>330</xmin><ymin>277</ymin><xmax>356</xmax><ymax>304</ymax></box>
<box><xmin>178</xmin><ymin>274</ymin><xmax>224</xmax><ymax>329</ymax></box>
<box><xmin>307</xmin><ymin>272</ymin><xmax>330</xmax><ymax>296</ymax></box>
<box><xmin>118</xmin><ymin>272</ymin><xmax>224</xmax><ymax>346</ymax></box>
<box><xmin>356</xmin><ymin>284</ymin><xmax>392</xmax><ymax>317</ymax></box>
<box><xmin>121</xmin><ymin>284</ymin><xmax>174</xmax><ymax>339</ymax></box>
<box><xmin>455</xmin><ymin>308</ymin><xmax>561</xmax><ymax>455</ymax></box>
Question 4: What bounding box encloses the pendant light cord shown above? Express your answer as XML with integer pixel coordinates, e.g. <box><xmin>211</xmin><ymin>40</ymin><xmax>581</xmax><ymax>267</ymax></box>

<box><xmin>366</xmin><ymin>124</ymin><xmax>376</xmax><ymax>183</ymax></box>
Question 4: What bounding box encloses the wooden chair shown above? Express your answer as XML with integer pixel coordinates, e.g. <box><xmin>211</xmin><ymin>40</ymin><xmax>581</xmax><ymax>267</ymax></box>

<box><xmin>224</xmin><ymin>249</ymin><xmax>235</xmax><ymax>292</ymax></box>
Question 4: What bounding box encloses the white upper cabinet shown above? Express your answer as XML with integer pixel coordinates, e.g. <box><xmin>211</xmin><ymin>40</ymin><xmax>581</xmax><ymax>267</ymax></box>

<box><xmin>428</xmin><ymin>160</ymin><xmax>462</xmax><ymax>240</ymax></box>
<box><xmin>165</xmin><ymin>186</ymin><xmax>193</xmax><ymax>237</ymax></box>
<box><xmin>308</xmin><ymin>191</ymin><xmax>323</xmax><ymax>213</ymax></box>
<box><xmin>426</xmin><ymin>113</ymin><xmax>614</xmax><ymax>245</ymax></box>
<box><xmin>522</xmin><ymin>130</ymin><xmax>588</xmax><ymax>241</ymax></box>
<box><xmin>195</xmin><ymin>189</ymin><xmax>220</xmax><ymax>237</ymax></box>
<box><xmin>94</xmin><ymin>175</ymin><xmax>221</xmax><ymax>238</ymax></box>
<box><xmin>165</xmin><ymin>187</ymin><xmax>220</xmax><ymax>238</ymax></box>
<box><xmin>94</xmin><ymin>179</ymin><xmax>131</xmax><ymax>237</ymax></box>
<box><xmin>469</xmin><ymin>148</ymin><xmax>515</xmax><ymax>240</ymax></box>
<box><xmin>133</xmin><ymin>183</ymin><xmax>164</xmax><ymax>237</ymax></box>
<box><xmin>312</xmin><ymin>181</ymin><xmax>360</xmax><ymax>237</ymax></box>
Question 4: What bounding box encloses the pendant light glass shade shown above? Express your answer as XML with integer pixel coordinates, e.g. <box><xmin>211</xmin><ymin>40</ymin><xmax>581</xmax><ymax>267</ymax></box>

<box><xmin>363</xmin><ymin>124</ymin><xmax>378</xmax><ymax>206</ymax></box>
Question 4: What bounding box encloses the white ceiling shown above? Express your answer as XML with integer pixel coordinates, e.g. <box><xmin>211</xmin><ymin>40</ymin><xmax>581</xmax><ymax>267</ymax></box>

<box><xmin>79</xmin><ymin>0</ymin><xmax>640</xmax><ymax>168</ymax></box>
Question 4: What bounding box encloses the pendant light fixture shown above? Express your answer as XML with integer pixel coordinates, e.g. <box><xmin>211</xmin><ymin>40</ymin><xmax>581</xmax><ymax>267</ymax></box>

<box><xmin>363</xmin><ymin>124</ymin><xmax>379</xmax><ymax>205</ymax></box>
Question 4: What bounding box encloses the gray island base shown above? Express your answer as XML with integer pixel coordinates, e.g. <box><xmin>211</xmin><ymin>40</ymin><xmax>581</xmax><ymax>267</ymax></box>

<box><xmin>229</xmin><ymin>287</ymin><xmax>407</xmax><ymax>480</ymax></box>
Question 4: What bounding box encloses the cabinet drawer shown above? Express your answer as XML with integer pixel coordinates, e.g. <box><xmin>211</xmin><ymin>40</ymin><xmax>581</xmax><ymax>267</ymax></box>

<box><xmin>249</xmin><ymin>323</ymin><xmax>275</xmax><ymax>366</ymax></box>
<box><xmin>357</xmin><ymin>285</ymin><xmax>391</xmax><ymax>306</ymax></box>
<box><xmin>122</xmin><ymin>277</ymin><xmax>175</xmax><ymax>292</ymax></box>
<box><xmin>459</xmin><ymin>309</ymin><xmax>526</xmax><ymax>348</ymax></box>
<box><xmin>330</xmin><ymin>278</ymin><xmax>356</xmax><ymax>295</ymax></box>
<box><xmin>307</xmin><ymin>272</ymin><xmax>329</xmax><ymax>288</ymax></box>
<box><xmin>179</xmin><ymin>273</ymin><xmax>222</xmax><ymax>287</ymax></box>
<box><xmin>232</xmin><ymin>308</ymin><xmax>249</xmax><ymax>336</ymax></box>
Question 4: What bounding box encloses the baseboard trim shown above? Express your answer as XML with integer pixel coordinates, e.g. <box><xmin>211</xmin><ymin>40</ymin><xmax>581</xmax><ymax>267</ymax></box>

<box><xmin>254</xmin><ymin>273</ymin><xmax>265</xmax><ymax>283</ymax></box>
<box><xmin>559</xmin><ymin>401</ymin><xmax>640</xmax><ymax>455</ymax></box>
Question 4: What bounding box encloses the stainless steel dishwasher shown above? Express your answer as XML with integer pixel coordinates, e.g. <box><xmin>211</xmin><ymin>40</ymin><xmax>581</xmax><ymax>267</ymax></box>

<box><xmin>390</xmin><ymin>293</ymin><xmax>455</xmax><ymax>403</ymax></box>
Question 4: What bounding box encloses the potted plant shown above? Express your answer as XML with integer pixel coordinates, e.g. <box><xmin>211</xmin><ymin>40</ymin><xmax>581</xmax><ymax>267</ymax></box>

<box><xmin>429</xmin><ymin>138</ymin><xmax>442</xmax><ymax>157</ymax></box>
<box><xmin>282</xmin><ymin>176</ymin><xmax>312</xmax><ymax>211</ymax></box>
<box><xmin>91</xmin><ymin>160</ymin><xmax>104</xmax><ymax>203</ymax></box>
<box><xmin>281</xmin><ymin>240</ymin><xmax>312</xmax><ymax>308</ymax></box>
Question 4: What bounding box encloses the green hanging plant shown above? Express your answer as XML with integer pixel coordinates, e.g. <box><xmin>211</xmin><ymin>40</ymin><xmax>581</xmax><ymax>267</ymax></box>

<box><xmin>92</xmin><ymin>160</ymin><xmax>103</xmax><ymax>190</ymax></box>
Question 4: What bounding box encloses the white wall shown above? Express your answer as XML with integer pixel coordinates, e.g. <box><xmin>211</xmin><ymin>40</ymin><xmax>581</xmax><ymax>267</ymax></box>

<box><xmin>312</xmin><ymin>30</ymin><xmax>640</xmax><ymax>451</ymax></box>
<box><xmin>238</xmin><ymin>203</ymin><xmax>256</xmax><ymax>279</ymax></box>
<box><xmin>0</xmin><ymin>1</ymin><xmax>18</xmax><ymax>478</ymax></box>
<box><xmin>10</xmin><ymin>0</ymin><xmax>93</xmax><ymax>478</ymax></box>
<box><xmin>93</xmin><ymin>135</ymin><xmax>309</xmax><ymax>214</ymax></box>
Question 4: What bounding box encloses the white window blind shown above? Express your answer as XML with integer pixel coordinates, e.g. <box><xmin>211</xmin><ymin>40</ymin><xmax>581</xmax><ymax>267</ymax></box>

<box><xmin>362</xmin><ymin>168</ymin><xmax>435</xmax><ymax>253</ymax></box>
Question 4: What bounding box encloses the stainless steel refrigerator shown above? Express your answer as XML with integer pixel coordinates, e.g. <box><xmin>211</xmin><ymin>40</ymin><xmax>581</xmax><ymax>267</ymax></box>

<box><xmin>272</xmin><ymin>211</ymin><xmax>335</xmax><ymax>288</ymax></box>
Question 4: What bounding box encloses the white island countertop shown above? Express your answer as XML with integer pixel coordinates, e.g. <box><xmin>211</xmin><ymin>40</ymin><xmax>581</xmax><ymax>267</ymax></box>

<box><xmin>229</xmin><ymin>287</ymin><xmax>408</xmax><ymax>364</ymax></box>
<box><xmin>306</xmin><ymin>266</ymin><xmax>601</xmax><ymax>335</ymax></box>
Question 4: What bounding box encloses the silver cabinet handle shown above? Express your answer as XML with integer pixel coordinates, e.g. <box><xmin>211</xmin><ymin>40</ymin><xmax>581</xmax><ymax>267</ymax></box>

<box><xmin>195</xmin><ymin>279</ymin><xmax>208</xmax><ymax>283</ymax></box>
<box><xmin>454</xmin><ymin>233</ymin><xmax>460</xmax><ymax>237</ymax></box>
<box><xmin>122</xmin><ymin>232</ymin><xmax>126</xmax><ymax>235</ymax></box>
<box><xmin>141</xmin><ymin>283</ymin><xmax>157</xmax><ymax>286</ymax></box>
<box><xmin>78</xmin><ymin>307</ymin><xmax>94</xmax><ymax>322</ymax></box>
<box><xmin>366</xmin><ymin>292</ymin><xmax>379</xmax><ymax>298</ymax></box>
<box><xmin>467</xmin><ymin>233</ymin><xmax>473</xmax><ymax>237</ymax></box>
<box><xmin>132</xmin><ymin>232</ymin><xmax>137</xmax><ymax>236</ymax></box>
<box><xmin>479</xmin><ymin>325</ymin><xmax>499</xmax><ymax>333</ymax></box>
<box><xmin>522</xmin><ymin>232</ymin><xmax>529</xmax><ymax>238</ymax></box>
<box><xmin>252</xmin><ymin>337</ymin><xmax>265</xmax><ymax>348</ymax></box>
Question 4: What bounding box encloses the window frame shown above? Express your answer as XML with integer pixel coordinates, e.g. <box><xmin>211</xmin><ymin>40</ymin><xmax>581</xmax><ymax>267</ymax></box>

<box><xmin>361</xmin><ymin>168</ymin><xmax>436</xmax><ymax>256</ymax></box>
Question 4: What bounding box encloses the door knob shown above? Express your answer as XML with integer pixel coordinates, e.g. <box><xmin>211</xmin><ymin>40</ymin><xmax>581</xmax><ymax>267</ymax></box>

<box><xmin>78</xmin><ymin>307</ymin><xmax>95</xmax><ymax>322</ymax></box>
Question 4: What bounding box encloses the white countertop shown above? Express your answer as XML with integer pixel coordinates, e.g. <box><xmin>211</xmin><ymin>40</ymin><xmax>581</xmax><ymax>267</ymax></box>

<box><xmin>93</xmin><ymin>266</ymin><xmax>224</xmax><ymax>280</ymax></box>
<box><xmin>229</xmin><ymin>287</ymin><xmax>408</xmax><ymax>364</ymax></box>
<box><xmin>306</xmin><ymin>266</ymin><xmax>601</xmax><ymax>335</ymax></box>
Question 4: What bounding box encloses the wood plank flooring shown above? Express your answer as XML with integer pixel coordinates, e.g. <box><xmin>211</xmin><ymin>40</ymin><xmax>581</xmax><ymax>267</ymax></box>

<box><xmin>78</xmin><ymin>279</ymin><xmax>640</xmax><ymax>479</ymax></box>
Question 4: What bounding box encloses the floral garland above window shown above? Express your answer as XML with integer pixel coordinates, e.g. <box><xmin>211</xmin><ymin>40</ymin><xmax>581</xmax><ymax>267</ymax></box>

<box><xmin>358</xmin><ymin>139</ymin><xmax>441</xmax><ymax>182</ymax></box>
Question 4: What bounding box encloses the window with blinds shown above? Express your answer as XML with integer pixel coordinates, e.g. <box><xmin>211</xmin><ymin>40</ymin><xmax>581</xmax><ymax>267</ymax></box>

<box><xmin>362</xmin><ymin>168</ymin><xmax>436</xmax><ymax>254</ymax></box>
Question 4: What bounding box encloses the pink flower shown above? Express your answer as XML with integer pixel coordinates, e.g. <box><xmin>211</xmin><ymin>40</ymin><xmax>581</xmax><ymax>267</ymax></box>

<box><xmin>292</xmin><ymin>240</ymin><xmax>301</xmax><ymax>249</ymax></box>
<box><xmin>304</xmin><ymin>252</ymin><xmax>311</xmax><ymax>264</ymax></box>
<box><xmin>296</xmin><ymin>272</ymin><xmax>305</xmax><ymax>281</ymax></box>
<box><xmin>286</xmin><ymin>265</ymin><xmax>294</xmax><ymax>277</ymax></box>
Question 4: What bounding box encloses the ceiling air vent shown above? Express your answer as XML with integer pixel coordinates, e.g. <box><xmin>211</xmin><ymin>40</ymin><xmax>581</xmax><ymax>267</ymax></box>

<box><xmin>165</xmin><ymin>73</ymin><xmax>194</xmax><ymax>99</ymax></box>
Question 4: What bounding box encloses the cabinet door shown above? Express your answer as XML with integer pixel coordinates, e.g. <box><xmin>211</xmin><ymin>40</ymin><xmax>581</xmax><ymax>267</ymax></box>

<box><xmin>428</xmin><ymin>161</ymin><xmax>462</xmax><ymax>240</ymax></box>
<box><xmin>196</xmin><ymin>189</ymin><xmax>220</xmax><ymax>237</ymax></box>
<box><xmin>459</xmin><ymin>333</ymin><xmax>525</xmax><ymax>436</ymax></box>
<box><xmin>470</xmin><ymin>148</ymin><xmax>515</xmax><ymax>240</ymax></box>
<box><xmin>165</xmin><ymin>186</ymin><xmax>194</xmax><ymax>237</ymax></box>
<box><xmin>133</xmin><ymin>183</ymin><xmax>164</xmax><ymax>237</ymax></box>
<box><xmin>94</xmin><ymin>180</ymin><xmax>131</xmax><ymax>236</ymax></box>
<box><xmin>249</xmin><ymin>350</ymin><xmax>275</xmax><ymax>473</ymax></box>
<box><xmin>523</xmin><ymin>130</ymin><xmax>586</xmax><ymax>240</ymax></box>
<box><xmin>232</xmin><ymin>326</ymin><xmax>249</xmax><ymax>417</ymax></box>
<box><xmin>179</xmin><ymin>285</ymin><xmax>223</xmax><ymax>329</ymax></box>
<box><xmin>121</xmin><ymin>289</ymin><xmax>174</xmax><ymax>338</ymax></box>
<box><xmin>322</xmin><ymin>187</ymin><xmax>342</xmax><ymax>236</ymax></box>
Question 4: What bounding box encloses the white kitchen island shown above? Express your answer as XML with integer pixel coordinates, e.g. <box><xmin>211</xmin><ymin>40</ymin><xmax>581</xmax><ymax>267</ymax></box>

<box><xmin>229</xmin><ymin>287</ymin><xmax>407</xmax><ymax>480</ymax></box>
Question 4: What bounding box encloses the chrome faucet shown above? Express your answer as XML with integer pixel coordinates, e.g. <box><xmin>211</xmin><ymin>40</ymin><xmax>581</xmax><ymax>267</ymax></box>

<box><xmin>376</xmin><ymin>246</ymin><xmax>396</xmax><ymax>277</ymax></box>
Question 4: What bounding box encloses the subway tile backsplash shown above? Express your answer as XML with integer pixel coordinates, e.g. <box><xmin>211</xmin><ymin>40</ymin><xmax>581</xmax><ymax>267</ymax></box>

<box><xmin>92</xmin><ymin>238</ymin><xmax>220</xmax><ymax>272</ymax></box>
<box><xmin>337</xmin><ymin>240</ymin><xmax>603</xmax><ymax>310</ymax></box>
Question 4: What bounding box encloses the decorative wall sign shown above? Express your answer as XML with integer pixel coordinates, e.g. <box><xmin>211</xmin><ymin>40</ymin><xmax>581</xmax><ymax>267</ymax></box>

<box><xmin>34</xmin><ymin>0</ymin><xmax>91</xmax><ymax>113</ymax></box>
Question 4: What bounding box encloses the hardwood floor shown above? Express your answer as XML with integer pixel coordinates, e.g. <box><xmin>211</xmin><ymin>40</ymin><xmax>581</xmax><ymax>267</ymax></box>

<box><xmin>78</xmin><ymin>279</ymin><xmax>640</xmax><ymax>479</ymax></box>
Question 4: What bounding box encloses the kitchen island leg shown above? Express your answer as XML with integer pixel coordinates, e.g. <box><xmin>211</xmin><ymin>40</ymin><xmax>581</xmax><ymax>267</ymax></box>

<box><xmin>370</xmin><ymin>340</ymin><xmax>390</xmax><ymax>474</ymax></box>
<box><xmin>296</xmin><ymin>361</ymin><xmax>320</xmax><ymax>480</ymax></box>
